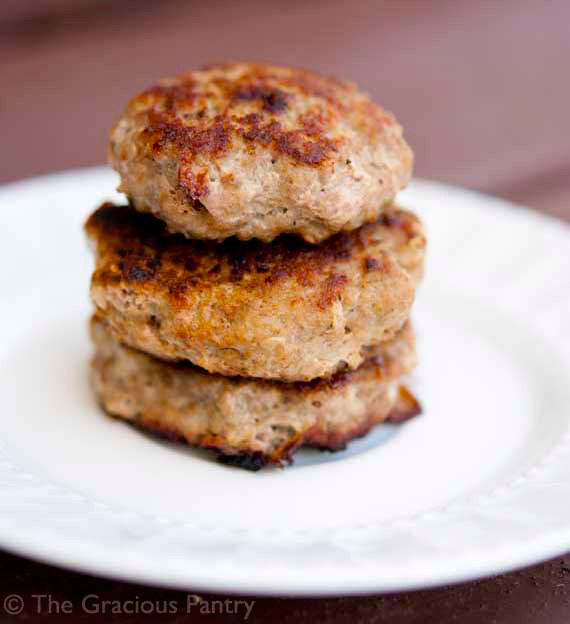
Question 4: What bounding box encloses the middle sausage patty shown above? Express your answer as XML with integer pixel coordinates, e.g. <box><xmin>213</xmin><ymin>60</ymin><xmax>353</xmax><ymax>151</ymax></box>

<box><xmin>86</xmin><ymin>202</ymin><xmax>425</xmax><ymax>381</ymax></box>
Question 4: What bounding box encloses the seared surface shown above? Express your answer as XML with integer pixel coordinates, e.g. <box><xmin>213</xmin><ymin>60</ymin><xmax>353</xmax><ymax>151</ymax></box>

<box><xmin>86</xmin><ymin>203</ymin><xmax>425</xmax><ymax>381</ymax></box>
<box><xmin>90</xmin><ymin>316</ymin><xmax>420</xmax><ymax>469</ymax></box>
<box><xmin>109</xmin><ymin>62</ymin><xmax>412</xmax><ymax>242</ymax></box>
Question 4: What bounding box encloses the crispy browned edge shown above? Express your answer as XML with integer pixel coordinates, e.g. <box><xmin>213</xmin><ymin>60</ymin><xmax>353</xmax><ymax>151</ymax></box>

<box><xmin>104</xmin><ymin>385</ymin><xmax>421</xmax><ymax>471</ymax></box>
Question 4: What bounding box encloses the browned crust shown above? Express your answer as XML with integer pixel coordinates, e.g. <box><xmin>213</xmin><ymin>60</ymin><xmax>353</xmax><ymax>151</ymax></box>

<box><xmin>127</xmin><ymin>62</ymin><xmax>396</xmax><ymax>196</ymax></box>
<box><xmin>304</xmin><ymin>385</ymin><xmax>422</xmax><ymax>451</ymax></box>
<box><xmin>386</xmin><ymin>385</ymin><xmax>422</xmax><ymax>423</ymax></box>
<box><xmin>121</xmin><ymin>418</ymin><xmax>304</xmax><ymax>471</ymax></box>
<box><xmin>107</xmin><ymin>385</ymin><xmax>421</xmax><ymax>471</ymax></box>
<box><xmin>86</xmin><ymin>202</ymin><xmax>423</xmax><ymax>310</ymax></box>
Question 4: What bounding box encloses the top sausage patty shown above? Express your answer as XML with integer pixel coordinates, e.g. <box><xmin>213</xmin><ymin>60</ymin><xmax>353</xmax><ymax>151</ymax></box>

<box><xmin>109</xmin><ymin>62</ymin><xmax>413</xmax><ymax>243</ymax></box>
<box><xmin>86</xmin><ymin>202</ymin><xmax>425</xmax><ymax>381</ymax></box>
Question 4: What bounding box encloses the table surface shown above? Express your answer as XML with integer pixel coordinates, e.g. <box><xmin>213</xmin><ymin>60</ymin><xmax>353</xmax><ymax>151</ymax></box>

<box><xmin>1</xmin><ymin>0</ymin><xmax>569</xmax><ymax>621</ymax></box>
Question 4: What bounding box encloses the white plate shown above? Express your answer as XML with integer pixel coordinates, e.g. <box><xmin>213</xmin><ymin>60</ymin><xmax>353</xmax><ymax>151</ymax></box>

<box><xmin>1</xmin><ymin>167</ymin><xmax>570</xmax><ymax>596</ymax></box>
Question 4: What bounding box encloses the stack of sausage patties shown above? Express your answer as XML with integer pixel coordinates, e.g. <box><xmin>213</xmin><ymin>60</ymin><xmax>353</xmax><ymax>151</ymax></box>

<box><xmin>85</xmin><ymin>63</ymin><xmax>426</xmax><ymax>470</ymax></box>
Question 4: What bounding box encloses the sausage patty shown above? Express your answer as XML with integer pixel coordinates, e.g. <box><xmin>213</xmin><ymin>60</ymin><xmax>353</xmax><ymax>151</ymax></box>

<box><xmin>90</xmin><ymin>316</ymin><xmax>420</xmax><ymax>470</ymax></box>
<box><xmin>86</xmin><ymin>203</ymin><xmax>425</xmax><ymax>381</ymax></box>
<box><xmin>109</xmin><ymin>62</ymin><xmax>413</xmax><ymax>243</ymax></box>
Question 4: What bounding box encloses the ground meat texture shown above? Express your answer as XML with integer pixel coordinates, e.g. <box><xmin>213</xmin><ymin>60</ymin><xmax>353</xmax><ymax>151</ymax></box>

<box><xmin>89</xmin><ymin>316</ymin><xmax>420</xmax><ymax>470</ymax></box>
<box><xmin>109</xmin><ymin>62</ymin><xmax>413</xmax><ymax>243</ymax></box>
<box><xmin>86</xmin><ymin>203</ymin><xmax>425</xmax><ymax>381</ymax></box>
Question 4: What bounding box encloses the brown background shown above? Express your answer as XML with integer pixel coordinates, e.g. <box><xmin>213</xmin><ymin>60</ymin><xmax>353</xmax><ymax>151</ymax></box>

<box><xmin>1</xmin><ymin>0</ymin><xmax>570</xmax><ymax>621</ymax></box>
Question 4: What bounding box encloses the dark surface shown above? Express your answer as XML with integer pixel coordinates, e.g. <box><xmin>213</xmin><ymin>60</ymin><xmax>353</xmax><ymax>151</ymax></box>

<box><xmin>2</xmin><ymin>550</ymin><xmax>570</xmax><ymax>622</ymax></box>
<box><xmin>1</xmin><ymin>0</ymin><xmax>570</xmax><ymax>621</ymax></box>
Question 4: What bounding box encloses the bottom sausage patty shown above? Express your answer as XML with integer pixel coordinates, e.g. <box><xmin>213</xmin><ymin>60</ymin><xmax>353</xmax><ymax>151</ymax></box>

<box><xmin>90</xmin><ymin>316</ymin><xmax>421</xmax><ymax>470</ymax></box>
